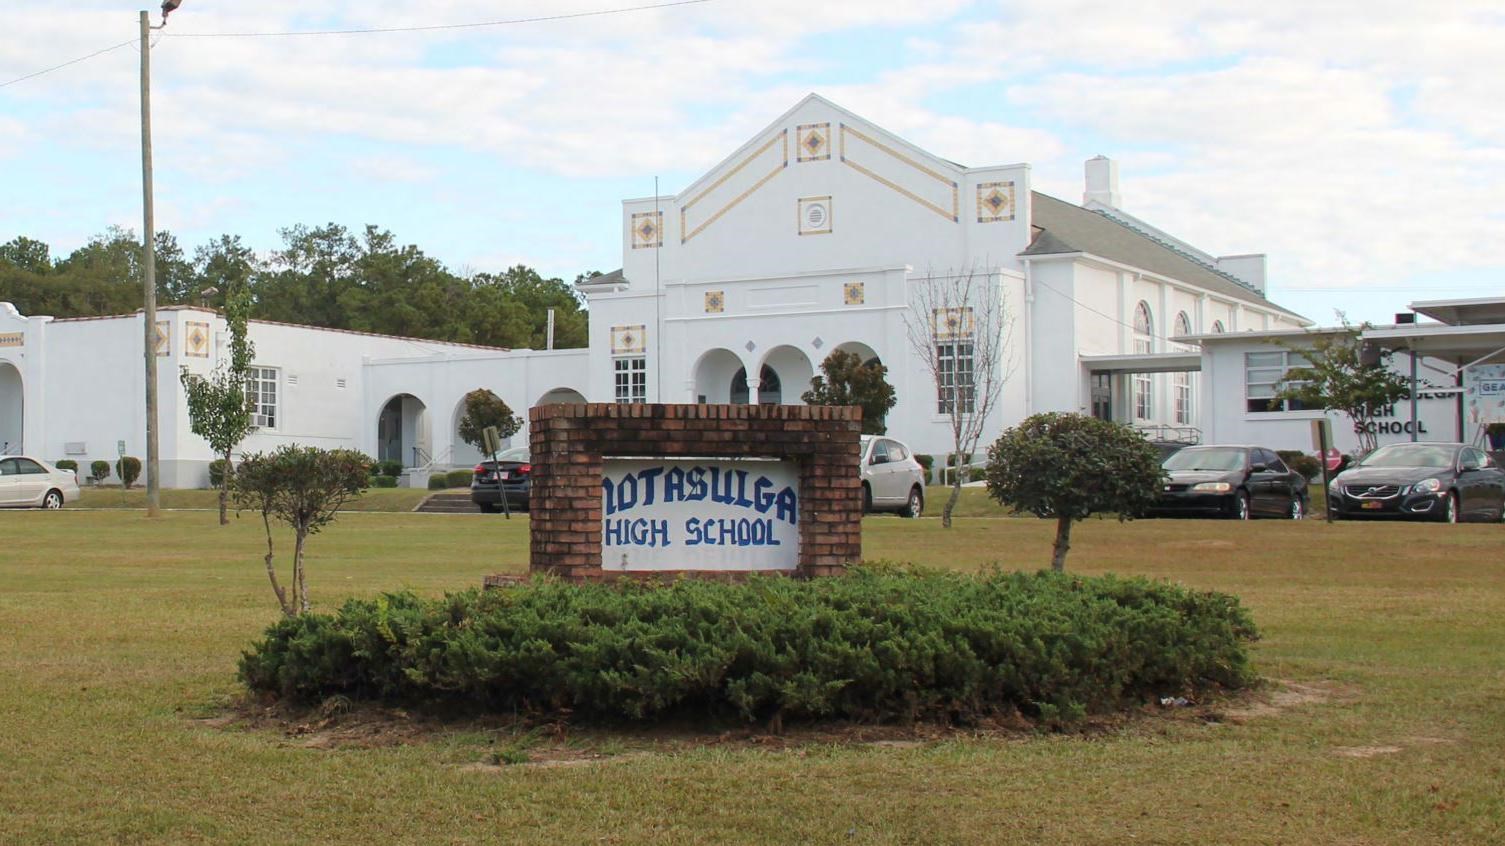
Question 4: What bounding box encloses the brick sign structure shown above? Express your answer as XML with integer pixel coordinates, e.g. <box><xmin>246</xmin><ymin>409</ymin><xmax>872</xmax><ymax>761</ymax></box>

<box><xmin>520</xmin><ymin>403</ymin><xmax>861</xmax><ymax>582</ymax></box>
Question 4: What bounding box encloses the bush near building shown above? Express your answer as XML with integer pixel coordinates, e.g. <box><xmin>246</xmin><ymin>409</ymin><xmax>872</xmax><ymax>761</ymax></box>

<box><xmin>89</xmin><ymin>460</ymin><xmax>110</xmax><ymax>484</ymax></box>
<box><xmin>116</xmin><ymin>456</ymin><xmax>142</xmax><ymax>490</ymax></box>
<box><xmin>1277</xmin><ymin>450</ymin><xmax>1322</xmax><ymax>481</ymax></box>
<box><xmin>240</xmin><ymin>567</ymin><xmax>1258</xmax><ymax>725</ymax></box>
<box><xmin>54</xmin><ymin>459</ymin><xmax>77</xmax><ymax>474</ymax></box>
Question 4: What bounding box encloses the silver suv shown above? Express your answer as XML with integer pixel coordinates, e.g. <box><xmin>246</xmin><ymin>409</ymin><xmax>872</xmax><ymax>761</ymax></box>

<box><xmin>860</xmin><ymin>435</ymin><xmax>926</xmax><ymax>518</ymax></box>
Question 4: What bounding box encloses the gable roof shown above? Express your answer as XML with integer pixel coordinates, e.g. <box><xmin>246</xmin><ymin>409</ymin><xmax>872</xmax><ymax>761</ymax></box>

<box><xmin>1023</xmin><ymin>192</ymin><xmax>1306</xmax><ymax>322</ymax></box>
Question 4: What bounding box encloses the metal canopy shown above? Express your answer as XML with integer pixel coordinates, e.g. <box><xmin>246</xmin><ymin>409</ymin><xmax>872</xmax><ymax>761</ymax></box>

<box><xmin>1363</xmin><ymin>324</ymin><xmax>1505</xmax><ymax>363</ymax></box>
<box><xmin>1409</xmin><ymin>297</ymin><xmax>1505</xmax><ymax>328</ymax></box>
<box><xmin>1080</xmin><ymin>351</ymin><xmax>1202</xmax><ymax>374</ymax></box>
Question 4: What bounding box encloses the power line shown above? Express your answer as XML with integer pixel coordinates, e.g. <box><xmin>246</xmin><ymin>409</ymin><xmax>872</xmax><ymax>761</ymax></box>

<box><xmin>0</xmin><ymin>38</ymin><xmax>135</xmax><ymax>90</ymax></box>
<box><xmin>1</xmin><ymin>0</ymin><xmax>717</xmax><ymax>90</ymax></box>
<box><xmin>165</xmin><ymin>0</ymin><xmax>717</xmax><ymax>38</ymax></box>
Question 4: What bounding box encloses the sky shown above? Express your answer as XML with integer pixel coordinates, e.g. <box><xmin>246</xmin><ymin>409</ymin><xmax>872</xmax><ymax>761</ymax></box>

<box><xmin>2</xmin><ymin>0</ymin><xmax>1504</xmax><ymax>325</ymax></box>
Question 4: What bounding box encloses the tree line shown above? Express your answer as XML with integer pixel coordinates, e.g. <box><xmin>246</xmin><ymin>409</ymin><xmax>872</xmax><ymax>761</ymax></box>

<box><xmin>0</xmin><ymin>225</ymin><xmax>593</xmax><ymax>349</ymax></box>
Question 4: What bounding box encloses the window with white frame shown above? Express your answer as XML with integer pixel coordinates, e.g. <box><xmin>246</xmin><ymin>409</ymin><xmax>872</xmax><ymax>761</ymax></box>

<box><xmin>1172</xmin><ymin>312</ymin><xmax>1193</xmax><ymax>424</ymax></box>
<box><xmin>613</xmin><ymin>356</ymin><xmax>647</xmax><ymax>404</ymax></box>
<box><xmin>936</xmin><ymin>341</ymin><xmax>975</xmax><ymax>415</ymax></box>
<box><xmin>245</xmin><ymin>366</ymin><xmax>279</xmax><ymax>429</ymax></box>
<box><xmin>1174</xmin><ymin>371</ymin><xmax>1192</xmax><ymax>424</ymax></box>
<box><xmin>1245</xmin><ymin>351</ymin><xmax>1312</xmax><ymax>413</ymax></box>
<box><xmin>1133</xmin><ymin>302</ymin><xmax>1154</xmax><ymax>419</ymax></box>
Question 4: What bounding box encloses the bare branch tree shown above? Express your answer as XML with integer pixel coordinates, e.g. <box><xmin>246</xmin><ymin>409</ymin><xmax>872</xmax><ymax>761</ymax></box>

<box><xmin>904</xmin><ymin>265</ymin><xmax>1014</xmax><ymax>527</ymax></box>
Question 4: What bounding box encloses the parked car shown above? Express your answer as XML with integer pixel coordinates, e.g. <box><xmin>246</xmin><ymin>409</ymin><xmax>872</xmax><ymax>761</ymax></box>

<box><xmin>470</xmin><ymin>447</ymin><xmax>531</xmax><ymax>513</ymax></box>
<box><xmin>0</xmin><ymin>456</ymin><xmax>80</xmax><ymax>509</ymax></box>
<box><xmin>860</xmin><ymin>435</ymin><xmax>925</xmax><ymax>518</ymax></box>
<box><xmin>1327</xmin><ymin>442</ymin><xmax>1505</xmax><ymax>523</ymax></box>
<box><xmin>1150</xmin><ymin>445</ymin><xmax>1309</xmax><ymax>520</ymax></box>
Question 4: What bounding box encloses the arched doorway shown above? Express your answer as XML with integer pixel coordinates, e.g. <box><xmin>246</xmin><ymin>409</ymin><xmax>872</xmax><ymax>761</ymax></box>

<box><xmin>692</xmin><ymin>348</ymin><xmax>744</xmax><ymax>404</ymax></box>
<box><xmin>0</xmin><ymin>362</ymin><xmax>22</xmax><ymax>455</ymax></box>
<box><xmin>731</xmin><ymin>365</ymin><xmax>782</xmax><ymax>405</ymax></box>
<box><xmin>760</xmin><ymin>346</ymin><xmax>815</xmax><ymax>405</ymax></box>
<box><xmin>536</xmin><ymin>387</ymin><xmax>586</xmax><ymax>406</ymax></box>
<box><xmin>377</xmin><ymin>393</ymin><xmax>430</xmax><ymax>467</ymax></box>
<box><xmin>834</xmin><ymin>341</ymin><xmax>882</xmax><ymax>370</ymax></box>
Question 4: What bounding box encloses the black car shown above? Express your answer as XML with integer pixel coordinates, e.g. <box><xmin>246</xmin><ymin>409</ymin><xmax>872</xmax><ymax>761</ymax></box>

<box><xmin>470</xmin><ymin>447</ymin><xmax>531</xmax><ymax>513</ymax></box>
<box><xmin>1150</xmin><ymin>445</ymin><xmax>1310</xmax><ymax>520</ymax></box>
<box><xmin>1327</xmin><ymin>442</ymin><xmax>1505</xmax><ymax>523</ymax></box>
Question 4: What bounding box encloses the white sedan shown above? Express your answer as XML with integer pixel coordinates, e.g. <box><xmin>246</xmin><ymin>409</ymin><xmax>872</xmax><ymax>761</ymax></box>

<box><xmin>0</xmin><ymin>456</ymin><xmax>81</xmax><ymax>509</ymax></box>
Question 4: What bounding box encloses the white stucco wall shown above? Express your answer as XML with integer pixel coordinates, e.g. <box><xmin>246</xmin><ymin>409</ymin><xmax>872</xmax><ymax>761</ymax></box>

<box><xmin>1199</xmin><ymin>336</ymin><xmax>1459</xmax><ymax>455</ymax></box>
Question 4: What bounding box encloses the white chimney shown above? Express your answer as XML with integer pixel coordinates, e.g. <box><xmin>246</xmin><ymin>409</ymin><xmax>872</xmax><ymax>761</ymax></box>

<box><xmin>1084</xmin><ymin>155</ymin><xmax>1120</xmax><ymax>208</ymax></box>
<box><xmin>1217</xmin><ymin>254</ymin><xmax>1267</xmax><ymax>294</ymax></box>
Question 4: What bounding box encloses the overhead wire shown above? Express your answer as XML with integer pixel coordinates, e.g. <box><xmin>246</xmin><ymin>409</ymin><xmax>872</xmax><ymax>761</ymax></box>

<box><xmin>0</xmin><ymin>0</ymin><xmax>717</xmax><ymax>89</ymax></box>
<box><xmin>0</xmin><ymin>39</ymin><xmax>135</xmax><ymax>90</ymax></box>
<box><xmin>163</xmin><ymin>0</ymin><xmax>717</xmax><ymax>38</ymax></box>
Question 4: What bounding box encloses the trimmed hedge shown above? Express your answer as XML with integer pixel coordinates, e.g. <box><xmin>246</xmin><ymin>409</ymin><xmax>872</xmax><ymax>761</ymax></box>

<box><xmin>375</xmin><ymin>460</ymin><xmax>403</xmax><ymax>478</ymax></box>
<box><xmin>55</xmin><ymin>459</ymin><xmax>78</xmax><ymax>473</ymax></box>
<box><xmin>371</xmin><ymin>475</ymin><xmax>399</xmax><ymax>488</ymax></box>
<box><xmin>445</xmin><ymin>469</ymin><xmax>474</xmax><ymax>488</ymax></box>
<box><xmin>240</xmin><ymin>567</ymin><xmax>1258</xmax><ymax>725</ymax></box>
<box><xmin>116</xmin><ymin>456</ymin><xmax>142</xmax><ymax>489</ymax></box>
<box><xmin>1276</xmin><ymin>450</ymin><xmax>1321</xmax><ymax>481</ymax></box>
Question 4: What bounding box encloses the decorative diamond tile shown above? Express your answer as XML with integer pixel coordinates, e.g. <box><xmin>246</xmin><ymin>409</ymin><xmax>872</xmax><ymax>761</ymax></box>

<box><xmin>745</xmin><ymin>341</ymin><xmax>757</xmax><ymax>353</ymax></box>
<box><xmin>704</xmin><ymin>290</ymin><xmax>725</xmax><ymax>314</ymax></box>
<box><xmin>153</xmin><ymin>321</ymin><xmax>171</xmax><ymax>357</ymax></box>
<box><xmin>611</xmin><ymin>324</ymin><xmax>646</xmax><ymax>354</ymax></box>
<box><xmin>932</xmin><ymin>307</ymin><xmax>975</xmax><ymax>341</ymax></box>
<box><xmin>843</xmin><ymin>282</ymin><xmax>865</xmax><ymax>306</ymax></box>
<box><xmin>976</xmin><ymin>180</ymin><xmax>1016</xmax><ymax>223</ymax></box>
<box><xmin>630</xmin><ymin>211</ymin><xmax>663</xmax><ymax>249</ymax></box>
<box><xmin>797</xmin><ymin>122</ymin><xmax>831</xmax><ymax>162</ymax></box>
<box><xmin>185</xmin><ymin>321</ymin><xmax>210</xmax><ymax>358</ymax></box>
<box><xmin>797</xmin><ymin>196</ymin><xmax>832</xmax><ymax>235</ymax></box>
<box><xmin>812</xmin><ymin>337</ymin><xmax>824</xmax><ymax>349</ymax></box>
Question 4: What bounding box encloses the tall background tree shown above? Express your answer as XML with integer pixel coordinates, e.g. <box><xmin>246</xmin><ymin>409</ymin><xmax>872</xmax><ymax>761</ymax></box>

<box><xmin>904</xmin><ymin>266</ymin><xmax>1013</xmax><ymax>527</ymax></box>
<box><xmin>181</xmin><ymin>278</ymin><xmax>256</xmax><ymax>525</ymax></box>
<box><xmin>457</xmin><ymin>389</ymin><xmax>522</xmax><ymax>454</ymax></box>
<box><xmin>0</xmin><ymin>225</ymin><xmax>591</xmax><ymax>350</ymax></box>
<box><xmin>985</xmin><ymin>413</ymin><xmax>1165</xmax><ymax>572</ymax></box>
<box><xmin>1273</xmin><ymin>319</ymin><xmax>1411</xmax><ymax>455</ymax></box>
<box><xmin>802</xmin><ymin>350</ymin><xmax>897</xmax><ymax>435</ymax></box>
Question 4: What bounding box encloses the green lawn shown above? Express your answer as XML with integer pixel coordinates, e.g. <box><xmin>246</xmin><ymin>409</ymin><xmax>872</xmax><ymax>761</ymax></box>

<box><xmin>75</xmin><ymin>485</ymin><xmax>436</xmax><ymax>512</ymax></box>
<box><xmin>2</xmin><ymin>505</ymin><xmax>1502</xmax><ymax>844</ymax></box>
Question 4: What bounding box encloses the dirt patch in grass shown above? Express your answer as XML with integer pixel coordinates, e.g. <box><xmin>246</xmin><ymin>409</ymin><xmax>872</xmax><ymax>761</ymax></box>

<box><xmin>1214</xmin><ymin>679</ymin><xmax>1358</xmax><ymax>723</ymax></box>
<box><xmin>198</xmin><ymin>682</ymin><xmax>1334</xmax><ymax>768</ymax></box>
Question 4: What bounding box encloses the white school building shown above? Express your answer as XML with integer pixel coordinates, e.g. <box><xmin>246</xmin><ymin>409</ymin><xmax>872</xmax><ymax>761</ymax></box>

<box><xmin>3</xmin><ymin>95</ymin><xmax>1498</xmax><ymax>487</ymax></box>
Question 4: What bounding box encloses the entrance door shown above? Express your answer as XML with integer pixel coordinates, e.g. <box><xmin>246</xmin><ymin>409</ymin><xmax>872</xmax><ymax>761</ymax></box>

<box><xmin>1090</xmin><ymin>372</ymin><xmax>1113</xmax><ymax>421</ymax></box>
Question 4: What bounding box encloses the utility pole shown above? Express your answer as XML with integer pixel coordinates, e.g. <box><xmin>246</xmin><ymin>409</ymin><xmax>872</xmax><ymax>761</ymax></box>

<box><xmin>140</xmin><ymin>9</ymin><xmax>162</xmax><ymax>517</ymax></box>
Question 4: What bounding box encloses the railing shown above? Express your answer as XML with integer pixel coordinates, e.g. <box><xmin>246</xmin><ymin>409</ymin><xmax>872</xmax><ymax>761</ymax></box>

<box><xmin>1134</xmin><ymin>424</ymin><xmax>1202</xmax><ymax>445</ymax></box>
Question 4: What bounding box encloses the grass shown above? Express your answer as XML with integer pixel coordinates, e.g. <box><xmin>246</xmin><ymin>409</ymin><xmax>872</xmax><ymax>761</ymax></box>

<box><xmin>2</xmin><ymin>505</ymin><xmax>1503</xmax><ymax>844</ymax></box>
<box><xmin>76</xmin><ymin>486</ymin><xmax>433</xmax><ymax>512</ymax></box>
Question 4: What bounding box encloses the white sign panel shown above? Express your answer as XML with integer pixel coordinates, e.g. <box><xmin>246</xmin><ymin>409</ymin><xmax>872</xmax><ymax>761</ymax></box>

<box><xmin>601</xmin><ymin>458</ymin><xmax>800</xmax><ymax>572</ymax></box>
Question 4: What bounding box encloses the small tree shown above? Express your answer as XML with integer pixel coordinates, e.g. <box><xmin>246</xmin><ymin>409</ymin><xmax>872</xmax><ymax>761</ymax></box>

<box><xmin>457</xmin><ymin>389</ymin><xmax>521</xmax><ymax>453</ymax></box>
<box><xmin>116</xmin><ymin>456</ymin><xmax>142</xmax><ymax>489</ymax></box>
<box><xmin>985</xmin><ymin>413</ymin><xmax>1164</xmax><ymax>572</ymax></box>
<box><xmin>802</xmin><ymin>350</ymin><xmax>897</xmax><ymax>435</ymax></box>
<box><xmin>1273</xmin><ymin>319</ymin><xmax>1411</xmax><ymax>456</ymax></box>
<box><xmin>231</xmin><ymin>446</ymin><xmax>370</xmax><ymax>617</ymax></box>
<box><xmin>904</xmin><ymin>266</ymin><xmax>1013</xmax><ymax>527</ymax></box>
<box><xmin>181</xmin><ymin>279</ymin><xmax>257</xmax><ymax>524</ymax></box>
<box><xmin>90</xmin><ymin>460</ymin><xmax>111</xmax><ymax>484</ymax></box>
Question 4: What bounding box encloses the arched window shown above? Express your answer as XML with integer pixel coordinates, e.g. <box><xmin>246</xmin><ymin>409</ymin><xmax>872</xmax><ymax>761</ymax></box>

<box><xmin>730</xmin><ymin>365</ymin><xmax>781</xmax><ymax>404</ymax></box>
<box><xmin>1133</xmin><ymin>302</ymin><xmax>1153</xmax><ymax>420</ymax></box>
<box><xmin>1211</xmin><ymin>319</ymin><xmax>1226</xmax><ymax>334</ymax></box>
<box><xmin>1174</xmin><ymin>311</ymin><xmax>1192</xmax><ymax>338</ymax></box>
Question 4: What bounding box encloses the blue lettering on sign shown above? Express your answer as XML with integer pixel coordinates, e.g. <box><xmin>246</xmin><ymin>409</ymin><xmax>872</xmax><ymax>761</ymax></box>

<box><xmin>684</xmin><ymin>517</ymin><xmax>782</xmax><ymax>547</ymax></box>
<box><xmin>603</xmin><ymin>518</ymin><xmax>671</xmax><ymax>547</ymax></box>
<box><xmin>602</xmin><ymin>464</ymin><xmax>798</xmax><ymax>525</ymax></box>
